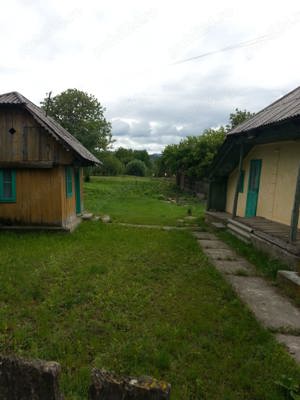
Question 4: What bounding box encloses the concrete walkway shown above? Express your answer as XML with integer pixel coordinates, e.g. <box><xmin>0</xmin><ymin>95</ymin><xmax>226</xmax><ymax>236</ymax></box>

<box><xmin>194</xmin><ymin>230</ymin><xmax>300</xmax><ymax>364</ymax></box>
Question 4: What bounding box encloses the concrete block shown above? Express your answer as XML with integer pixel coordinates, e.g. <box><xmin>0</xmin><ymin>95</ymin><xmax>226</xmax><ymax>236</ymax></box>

<box><xmin>277</xmin><ymin>270</ymin><xmax>300</xmax><ymax>301</ymax></box>
<box><xmin>0</xmin><ymin>355</ymin><xmax>62</xmax><ymax>400</ymax></box>
<box><xmin>89</xmin><ymin>369</ymin><xmax>171</xmax><ymax>400</ymax></box>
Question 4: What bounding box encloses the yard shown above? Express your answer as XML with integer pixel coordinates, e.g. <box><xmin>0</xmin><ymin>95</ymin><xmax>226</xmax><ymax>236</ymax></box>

<box><xmin>0</xmin><ymin>176</ymin><xmax>299</xmax><ymax>399</ymax></box>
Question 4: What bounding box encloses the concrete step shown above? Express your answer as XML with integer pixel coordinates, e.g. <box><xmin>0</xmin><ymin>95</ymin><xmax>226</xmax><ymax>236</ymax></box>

<box><xmin>227</xmin><ymin>218</ymin><xmax>252</xmax><ymax>242</ymax></box>
<box><xmin>228</xmin><ymin>218</ymin><xmax>253</xmax><ymax>233</ymax></box>
<box><xmin>277</xmin><ymin>270</ymin><xmax>300</xmax><ymax>301</ymax></box>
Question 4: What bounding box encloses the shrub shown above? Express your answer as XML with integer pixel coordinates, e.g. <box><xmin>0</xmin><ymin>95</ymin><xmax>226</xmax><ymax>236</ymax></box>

<box><xmin>125</xmin><ymin>159</ymin><xmax>147</xmax><ymax>177</ymax></box>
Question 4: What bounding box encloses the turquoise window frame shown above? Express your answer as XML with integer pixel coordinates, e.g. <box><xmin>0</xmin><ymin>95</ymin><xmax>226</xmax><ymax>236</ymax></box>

<box><xmin>0</xmin><ymin>169</ymin><xmax>16</xmax><ymax>203</ymax></box>
<box><xmin>238</xmin><ymin>170</ymin><xmax>245</xmax><ymax>193</ymax></box>
<box><xmin>65</xmin><ymin>167</ymin><xmax>73</xmax><ymax>198</ymax></box>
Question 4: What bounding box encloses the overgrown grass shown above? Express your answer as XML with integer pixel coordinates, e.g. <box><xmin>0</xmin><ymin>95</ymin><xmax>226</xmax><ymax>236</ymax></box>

<box><xmin>216</xmin><ymin>230</ymin><xmax>289</xmax><ymax>279</ymax></box>
<box><xmin>84</xmin><ymin>176</ymin><xmax>204</xmax><ymax>226</ymax></box>
<box><xmin>0</xmin><ymin>177</ymin><xmax>299</xmax><ymax>399</ymax></box>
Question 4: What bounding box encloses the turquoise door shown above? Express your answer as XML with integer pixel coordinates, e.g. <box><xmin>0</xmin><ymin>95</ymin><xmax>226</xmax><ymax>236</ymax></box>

<box><xmin>245</xmin><ymin>159</ymin><xmax>262</xmax><ymax>218</ymax></box>
<box><xmin>75</xmin><ymin>169</ymin><xmax>81</xmax><ymax>214</ymax></box>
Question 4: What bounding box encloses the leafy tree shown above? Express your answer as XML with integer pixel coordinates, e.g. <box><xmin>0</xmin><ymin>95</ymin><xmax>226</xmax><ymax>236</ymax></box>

<box><xmin>115</xmin><ymin>147</ymin><xmax>134</xmax><ymax>165</ymax></box>
<box><xmin>115</xmin><ymin>148</ymin><xmax>152</xmax><ymax>169</ymax></box>
<box><xmin>41</xmin><ymin>89</ymin><xmax>113</xmax><ymax>153</ymax></box>
<box><xmin>94</xmin><ymin>152</ymin><xmax>124</xmax><ymax>176</ymax></box>
<box><xmin>226</xmin><ymin>108</ymin><xmax>255</xmax><ymax>131</ymax></box>
<box><xmin>125</xmin><ymin>159</ymin><xmax>147</xmax><ymax>177</ymax></box>
<box><xmin>160</xmin><ymin>127</ymin><xmax>225</xmax><ymax>181</ymax></box>
<box><xmin>133</xmin><ymin>150</ymin><xmax>152</xmax><ymax>168</ymax></box>
<box><xmin>160</xmin><ymin>107</ymin><xmax>254</xmax><ymax>183</ymax></box>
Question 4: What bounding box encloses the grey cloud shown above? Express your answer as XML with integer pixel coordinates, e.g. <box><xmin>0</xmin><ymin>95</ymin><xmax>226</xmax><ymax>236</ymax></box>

<box><xmin>111</xmin><ymin>119</ymin><xmax>130</xmax><ymax>136</ymax></box>
<box><xmin>109</xmin><ymin>70</ymin><xmax>284</xmax><ymax>152</ymax></box>
<box><xmin>129</xmin><ymin>121</ymin><xmax>151</xmax><ymax>137</ymax></box>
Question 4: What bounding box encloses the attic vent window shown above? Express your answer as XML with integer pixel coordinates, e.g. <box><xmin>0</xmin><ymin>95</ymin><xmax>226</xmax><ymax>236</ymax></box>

<box><xmin>9</xmin><ymin>128</ymin><xmax>16</xmax><ymax>135</ymax></box>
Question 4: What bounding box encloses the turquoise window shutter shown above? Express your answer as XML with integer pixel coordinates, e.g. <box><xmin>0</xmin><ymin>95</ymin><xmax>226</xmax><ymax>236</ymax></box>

<box><xmin>0</xmin><ymin>169</ymin><xmax>16</xmax><ymax>202</ymax></box>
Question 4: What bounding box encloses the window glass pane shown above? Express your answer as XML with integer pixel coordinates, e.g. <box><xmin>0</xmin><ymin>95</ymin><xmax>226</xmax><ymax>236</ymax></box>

<box><xmin>3</xmin><ymin>182</ymin><xmax>12</xmax><ymax>198</ymax></box>
<box><xmin>3</xmin><ymin>170</ymin><xmax>12</xmax><ymax>184</ymax></box>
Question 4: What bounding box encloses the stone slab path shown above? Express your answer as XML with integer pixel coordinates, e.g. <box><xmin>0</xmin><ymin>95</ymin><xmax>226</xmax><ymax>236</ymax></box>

<box><xmin>194</xmin><ymin>230</ymin><xmax>300</xmax><ymax>363</ymax></box>
<box><xmin>115</xmin><ymin>223</ymin><xmax>199</xmax><ymax>231</ymax></box>
<box><xmin>227</xmin><ymin>276</ymin><xmax>300</xmax><ymax>331</ymax></box>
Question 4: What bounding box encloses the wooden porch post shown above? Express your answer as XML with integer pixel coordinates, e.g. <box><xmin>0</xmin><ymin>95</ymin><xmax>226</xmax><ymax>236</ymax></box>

<box><xmin>289</xmin><ymin>163</ymin><xmax>300</xmax><ymax>242</ymax></box>
<box><xmin>232</xmin><ymin>143</ymin><xmax>244</xmax><ymax>218</ymax></box>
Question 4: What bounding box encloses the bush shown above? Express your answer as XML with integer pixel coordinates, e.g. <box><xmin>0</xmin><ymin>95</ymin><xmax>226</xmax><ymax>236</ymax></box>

<box><xmin>125</xmin><ymin>159</ymin><xmax>147</xmax><ymax>177</ymax></box>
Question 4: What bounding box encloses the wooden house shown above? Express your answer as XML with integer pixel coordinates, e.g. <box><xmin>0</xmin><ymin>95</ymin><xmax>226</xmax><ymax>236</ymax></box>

<box><xmin>207</xmin><ymin>86</ymin><xmax>300</xmax><ymax>266</ymax></box>
<box><xmin>0</xmin><ymin>91</ymin><xmax>100</xmax><ymax>231</ymax></box>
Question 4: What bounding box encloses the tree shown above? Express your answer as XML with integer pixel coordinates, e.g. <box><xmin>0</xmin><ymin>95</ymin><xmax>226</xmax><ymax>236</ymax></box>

<box><xmin>115</xmin><ymin>148</ymin><xmax>134</xmax><ymax>165</ymax></box>
<box><xmin>161</xmin><ymin>127</ymin><xmax>226</xmax><ymax>181</ymax></box>
<box><xmin>133</xmin><ymin>150</ymin><xmax>152</xmax><ymax>168</ymax></box>
<box><xmin>41</xmin><ymin>89</ymin><xmax>113</xmax><ymax>154</ymax></box>
<box><xmin>226</xmin><ymin>108</ymin><xmax>255</xmax><ymax>131</ymax></box>
<box><xmin>94</xmin><ymin>152</ymin><xmax>124</xmax><ymax>176</ymax></box>
<box><xmin>115</xmin><ymin>148</ymin><xmax>152</xmax><ymax>168</ymax></box>
<box><xmin>125</xmin><ymin>159</ymin><xmax>147</xmax><ymax>176</ymax></box>
<box><xmin>160</xmin><ymin>107</ymin><xmax>254</xmax><ymax>183</ymax></box>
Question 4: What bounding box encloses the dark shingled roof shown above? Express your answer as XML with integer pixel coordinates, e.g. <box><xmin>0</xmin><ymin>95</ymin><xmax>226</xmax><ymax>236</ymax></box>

<box><xmin>0</xmin><ymin>91</ymin><xmax>101</xmax><ymax>165</ymax></box>
<box><xmin>229</xmin><ymin>86</ymin><xmax>300</xmax><ymax>135</ymax></box>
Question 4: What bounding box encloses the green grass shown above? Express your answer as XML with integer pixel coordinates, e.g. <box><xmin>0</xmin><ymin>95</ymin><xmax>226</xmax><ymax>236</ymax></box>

<box><xmin>0</xmin><ymin>176</ymin><xmax>299</xmax><ymax>399</ymax></box>
<box><xmin>84</xmin><ymin>176</ymin><xmax>204</xmax><ymax>226</ymax></box>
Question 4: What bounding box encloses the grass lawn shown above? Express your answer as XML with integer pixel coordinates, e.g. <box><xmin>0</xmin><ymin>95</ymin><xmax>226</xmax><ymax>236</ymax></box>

<box><xmin>0</xmin><ymin>176</ymin><xmax>299</xmax><ymax>399</ymax></box>
<box><xmin>84</xmin><ymin>176</ymin><xmax>203</xmax><ymax>226</ymax></box>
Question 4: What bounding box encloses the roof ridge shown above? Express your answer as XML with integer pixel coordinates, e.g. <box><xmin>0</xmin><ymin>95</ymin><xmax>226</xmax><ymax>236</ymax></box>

<box><xmin>14</xmin><ymin>92</ymin><xmax>27</xmax><ymax>104</ymax></box>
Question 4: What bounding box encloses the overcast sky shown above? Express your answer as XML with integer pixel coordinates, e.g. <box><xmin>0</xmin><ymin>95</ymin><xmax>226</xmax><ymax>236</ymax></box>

<box><xmin>1</xmin><ymin>0</ymin><xmax>300</xmax><ymax>153</ymax></box>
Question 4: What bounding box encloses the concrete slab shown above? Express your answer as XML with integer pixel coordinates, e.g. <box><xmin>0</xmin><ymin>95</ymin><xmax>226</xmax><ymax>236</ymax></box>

<box><xmin>213</xmin><ymin>259</ymin><xmax>257</xmax><ymax>276</ymax></box>
<box><xmin>193</xmin><ymin>232</ymin><xmax>216</xmax><ymax>240</ymax></box>
<box><xmin>204</xmin><ymin>248</ymin><xmax>238</xmax><ymax>261</ymax></box>
<box><xmin>276</xmin><ymin>334</ymin><xmax>300</xmax><ymax>363</ymax></box>
<box><xmin>227</xmin><ymin>276</ymin><xmax>300</xmax><ymax>331</ymax></box>
<box><xmin>198</xmin><ymin>239</ymin><xmax>230</xmax><ymax>250</ymax></box>
<box><xmin>82</xmin><ymin>213</ymin><xmax>94</xmax><ymax>220</ymax></box>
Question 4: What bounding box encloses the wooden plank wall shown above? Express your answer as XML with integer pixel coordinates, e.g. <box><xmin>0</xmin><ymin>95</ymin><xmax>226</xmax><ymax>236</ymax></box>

<box><xmin>0</xmin><ymin>107</ymin><xmax>73</xmax><ymax>164</ymax></box>
<box><xmin>0</xmin><ymin>168</ymin><xmax>63</xmax><ymax>225</ymax></box>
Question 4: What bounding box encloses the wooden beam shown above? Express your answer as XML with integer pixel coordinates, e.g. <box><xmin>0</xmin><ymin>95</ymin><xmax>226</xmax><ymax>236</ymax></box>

<box><xmin>0</xmin><ymin>161</ymin><xmax>54</xmax><ymax>169</ymax></box>
<box><xmin>289</xmin><ymin>162</ymin><xmax>300</xmax><ymax>242</ymax></box>
<box><xmin>232</xmin><ymin>143</ymin><xmax>244</xmax><ymax>218</ymax></box>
